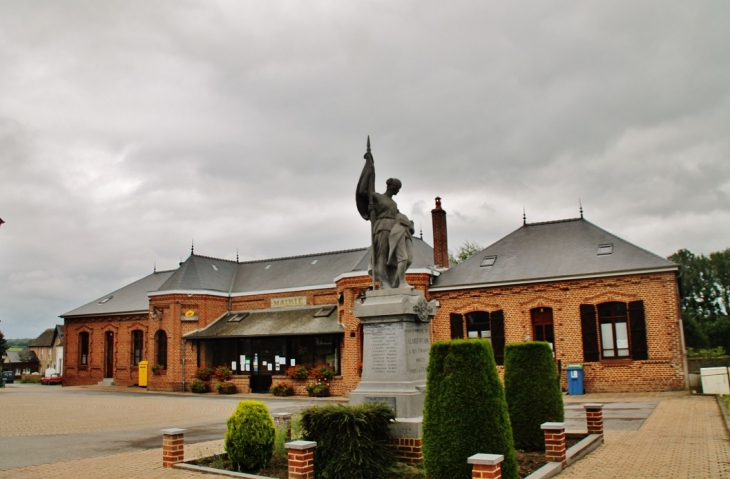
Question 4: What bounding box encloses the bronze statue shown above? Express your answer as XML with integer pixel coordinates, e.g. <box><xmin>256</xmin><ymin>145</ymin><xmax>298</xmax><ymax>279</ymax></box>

<box><xmin>356</xmin><ymin>137</ymin><xmax>414</xmax><ymax>289</ymax></box>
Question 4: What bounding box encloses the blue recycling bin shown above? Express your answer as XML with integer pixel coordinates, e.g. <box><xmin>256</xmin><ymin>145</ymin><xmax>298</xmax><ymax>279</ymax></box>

<box><xmin>566</xmin><ymin>365</ymin><xmax>584</xmax><ymax>395</ymax></box>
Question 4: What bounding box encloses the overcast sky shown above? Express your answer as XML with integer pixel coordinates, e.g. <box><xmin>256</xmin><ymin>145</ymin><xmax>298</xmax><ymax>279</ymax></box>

<box><xmin>1</xmin><ymin>1</ymin><xmax>729</xmax><ymax>339</ymax></box>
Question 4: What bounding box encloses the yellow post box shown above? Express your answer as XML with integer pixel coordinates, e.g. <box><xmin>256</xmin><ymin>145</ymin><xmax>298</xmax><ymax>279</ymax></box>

<box><xmin>138</xmin><ymin>360</ymin><xmax>148</xmax><ymax>387</ymax></box>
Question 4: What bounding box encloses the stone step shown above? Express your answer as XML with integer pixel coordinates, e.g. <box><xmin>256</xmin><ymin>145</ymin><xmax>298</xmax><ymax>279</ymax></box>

<box><xmin>97</xmin><ymin>378</ymin><xmax>114</xmax><ymax>386</ymax></box>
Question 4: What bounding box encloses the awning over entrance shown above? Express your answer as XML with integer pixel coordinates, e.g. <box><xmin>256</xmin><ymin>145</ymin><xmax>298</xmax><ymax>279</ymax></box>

<box><xmin>183</xmin><ymin>305</ymin><xmax>343</xmax><ymax>339</ymax></box>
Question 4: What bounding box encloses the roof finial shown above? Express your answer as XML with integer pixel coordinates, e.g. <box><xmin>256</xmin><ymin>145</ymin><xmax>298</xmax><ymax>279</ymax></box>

<box><xmin>419</xmin><ymin>222</ymin><xmax>423</xmax><ymax>240</ymax></box>
<box><xmin>579</xmin><ymin>199</ymin><xmax>584</xmax><ymax>219</ymax></box>
<box><xmin>366</xmin><ymin>135</ymin><xmax>371</xmax><ymax>153</ymax></box>
<box><xmin>236</xmin><ymin>248</ymin><xmax>240</xmax><ymax>264</ymax></box>
<box><xmin>191</xmin><ymin>239</ymin><xmax>194</xmax><ymax>255</ymax></box>
<box><xmin>153</xmin><ymin>262</ymin><xmax>157</xmax><ymax>273</ymax></box>
<box><xmin>523</xmin><ymin>206</ymin><xmax>527</xmax><ymax>226</ymax></box>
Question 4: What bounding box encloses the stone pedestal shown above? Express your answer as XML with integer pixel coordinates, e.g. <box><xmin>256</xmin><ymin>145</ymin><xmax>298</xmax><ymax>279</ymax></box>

<box><xmin>349</xmin><ymin>287</ymin><xmax>437</xmax><ymax>419</ymax></box>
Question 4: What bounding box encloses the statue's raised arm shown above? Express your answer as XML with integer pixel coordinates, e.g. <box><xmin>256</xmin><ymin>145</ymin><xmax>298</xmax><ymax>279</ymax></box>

<box><xmin>355</xmin><ymin>137</ymin><xmax>413</xmax><ymax>290</ymax></box>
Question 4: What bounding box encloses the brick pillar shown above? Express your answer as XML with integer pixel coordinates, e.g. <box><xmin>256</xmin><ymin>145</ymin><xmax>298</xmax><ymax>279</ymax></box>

<box><xmin>541</xmin><ymin>422</ymin><xmax>567</xmax><ymax>468</ymax></box>
<box><xmin>161</xmin><ymin>428</ymin><xmax>186</xmax><ymax>467</ymax></box>
<box><xmin>273</xmin><ymin>412</ymin><xmax>292</xmax><ymax>440</ymax></box>
<box><xmin>584</xmin><ymin>403</ymin><xmax>604</xmax><ymax>442</ymax></box>
<box><xmin>285</xmin><ymin>440</ymin><xmax>317</xmax><ymax>479</ymax></box>
<box><xmin>468</xmin><ymin>453</ymin><xmax>503</xmax><ymax>479</ymax></box>
<box><xmin>431</xmin><ymin>196</ymin><xmax>449</xmax><ymax>268</ymax></box>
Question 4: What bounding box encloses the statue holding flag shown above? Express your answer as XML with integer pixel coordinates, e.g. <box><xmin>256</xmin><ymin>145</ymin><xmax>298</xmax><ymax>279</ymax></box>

<box><xmin>356</xmin><ymin>137</ymin><xmax>414</xmax><ymax>289</ymax></box>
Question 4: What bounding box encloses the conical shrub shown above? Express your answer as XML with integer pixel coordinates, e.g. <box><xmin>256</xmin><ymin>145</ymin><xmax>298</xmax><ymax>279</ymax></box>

<box><xmin>423</xmin><ymin>339</ymin><xmax>518</xmax><ymax>479</ymax></box>
<box><xmin>504</xmin><ymin>341</ymin><xmax>564</xmax><ymax>451</ymax></box>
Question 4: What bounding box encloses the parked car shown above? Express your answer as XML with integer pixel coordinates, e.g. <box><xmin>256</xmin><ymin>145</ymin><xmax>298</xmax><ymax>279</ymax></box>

<box><xmin>2</xmin><ymin>370</ymin><xmax>14</xmax><ymax>384</ymax></box>
<box><xmin>41</xmin><ymin>373</ymin><xmax>62</xmax><ymax>385</ymax></box>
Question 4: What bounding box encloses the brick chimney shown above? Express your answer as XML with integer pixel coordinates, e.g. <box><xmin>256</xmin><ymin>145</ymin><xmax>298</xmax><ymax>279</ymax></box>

<box><xmin>431</xmin><ymin>197</ymin><xmax>449</xmax><ymax>268</ymax></box>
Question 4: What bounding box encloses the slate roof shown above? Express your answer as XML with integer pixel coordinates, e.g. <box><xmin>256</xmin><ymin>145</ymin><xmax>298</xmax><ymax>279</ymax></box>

<box><xmin>61</xmin><ymin>270</ymin><xmax>176</xmax><ymax>318</ymax></box>
<box><xmin>432</xmin><ymin>218</ymin><xmax>677</xmax><ymax>290</ymax></box>
<box><xmin>63</xmin><ymin>240</ymin><xmax>436</xmax><ymax>317</ymax></box>
<box><xmin>5</xmin><ymin>350</ymin><xmax>39</xmax><ymax>364</ymax></box>
<box><xmin>184</xmin><ymin>305</ymin><xmax>343</xmax><ymax>340</ymax></box>
<box><xmin>156</xmin><ymin>238</ymin><xmax>436</xmax><ymax>295</ymax></box>
<box><xmin>29</xmin><ymin>328</ymin><xmax>55</xmax><ymax>347</ymax></box>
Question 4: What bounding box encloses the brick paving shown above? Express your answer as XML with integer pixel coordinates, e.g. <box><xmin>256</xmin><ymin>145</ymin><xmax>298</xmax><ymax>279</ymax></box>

<box><xmin>561</xmin><ymin>394</ymin><xmax>730</xmax><ymax>478</ymax></box>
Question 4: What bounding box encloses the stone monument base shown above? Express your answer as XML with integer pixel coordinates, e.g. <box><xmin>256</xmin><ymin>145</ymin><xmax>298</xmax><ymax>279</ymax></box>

<box><xmin>349</xmin><ymin>287</ymin><xmax>436</xmax><ymax>419</ymax></box>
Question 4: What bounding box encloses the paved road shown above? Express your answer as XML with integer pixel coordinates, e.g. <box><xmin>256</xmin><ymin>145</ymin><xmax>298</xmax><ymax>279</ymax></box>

<box><xmin>0</xmin><ymin>384</ymin><xmax>327</xmax><ymax>471</ymax></box>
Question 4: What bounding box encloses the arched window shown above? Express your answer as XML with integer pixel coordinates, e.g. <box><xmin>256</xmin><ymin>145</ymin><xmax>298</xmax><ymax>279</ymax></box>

<box><xmin>131</xmin><ymin>330</ymin><xmax>144</xmax><ymax>366</ymax></box>
<box><xmin>79</xmin><ymin>332</ymin><xmax>89</xmax><ymax>366</ymax></box>
<box><xmin>156</xmin><ymin>330</ymin><xmax>167</xmax><ymax>368</ymax></box>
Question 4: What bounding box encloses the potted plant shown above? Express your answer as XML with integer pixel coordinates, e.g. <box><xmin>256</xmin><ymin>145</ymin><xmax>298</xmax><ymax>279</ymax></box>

<box><xmin>309</xmin><ymin>364</ymin><xmax>335</xmax><ymax>381</ymax></box>
<box><xmin>190</xmin><ymin>379</ymin><xmax>206</xmax><ymax>394</ymax></box>
<box><xmin>270</xmin><ymin>381</ymin><xmax>295</xmax><ymax>396</ymax></box>
<box><xmin>213</xmin><ymin>365</ymin><xmax>233</xmax><ymax>382</ymax></box>
<box><xmin>285</xmin><ymin>364</ymin><xmax>309</xmax><ymax>380</ymax></box>
<box><xmin>151</xmin><ymin>364</ymin><xmax>165</xmax><ymax>375</ymax></box>
<box><xmin>216</xmin><ymin>381</ymin><xmax>236</xmax><ymax>394</ymax></box>
<box><xmin>305</xmin><ymin>382</ymin><xmax>330</xmax><ymax>397</ymax></box>
<box><xmin>194</xmin><ymin>367</ymin><xmax>214</xmax><ymax>382</ymax></box>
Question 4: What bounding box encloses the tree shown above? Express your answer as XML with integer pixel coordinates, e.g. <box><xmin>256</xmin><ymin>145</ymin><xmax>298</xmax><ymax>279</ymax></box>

<box><xmin>0</xmin><ymin>330</ymin><xmax>7</xmax><ymax>359</ymax></box>
<box><xmin>669</xmin><ymin>248</ymin><xmax>730</xmax><ymax>351</ymax></box>
<box><xmin>448</xmin><ymin>240</ymin><xmax>483</xmax><ymax>265</ymax></box>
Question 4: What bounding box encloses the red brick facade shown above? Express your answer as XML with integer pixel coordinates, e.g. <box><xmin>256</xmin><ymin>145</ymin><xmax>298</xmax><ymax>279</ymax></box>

<box><xmin>63</xmin><ymin>266</ymin><xmax>685</xmax><ymax>394</ymax></box>
<box><xmin>429</xmin><ymin>271</ymin><xmax>685</xmax><ymax>392</ymax></box>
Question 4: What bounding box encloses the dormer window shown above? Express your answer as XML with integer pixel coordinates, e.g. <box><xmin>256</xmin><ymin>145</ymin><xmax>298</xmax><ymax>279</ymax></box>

<box><xmin>212</xmin><ymin>264</ymin><xmax>218</xmax><ymax>271</ymax></box>
<box><xmin>598</xmin><ymin>244</ymin><xmax>613</xmax><ymax>255</ymax></box>
<box><xmin>98</xmin><ymin>296</ymin><xmax>112</xmax><ymax>304</ymax></box>
<box><xmin>480</xmin><ymin>256</ymin><xmax>497</xmax><ymax>267</ymax></box>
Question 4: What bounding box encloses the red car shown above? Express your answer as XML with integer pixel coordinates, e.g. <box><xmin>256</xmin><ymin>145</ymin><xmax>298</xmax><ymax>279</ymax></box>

<box><xmin>41</xmin><ymin>373</ymin><xmax>62</xmax><ymax>385</ymax></box>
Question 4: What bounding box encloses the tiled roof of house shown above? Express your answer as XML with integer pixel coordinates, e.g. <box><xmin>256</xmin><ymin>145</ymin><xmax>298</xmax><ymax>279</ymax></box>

<box><xmin>432</xmin><ymin>218</ymin><xmax>676</xmax><ymax>290</ymax></box>
<box><xmin>29</xmin><ymin>328</ymin><xmax>55</xmax><ymax>347</ymax></box>
<box><xmin>61</xmin><ymin>270</ymin><xmax>176</xmax><ymax>318</ymax></box>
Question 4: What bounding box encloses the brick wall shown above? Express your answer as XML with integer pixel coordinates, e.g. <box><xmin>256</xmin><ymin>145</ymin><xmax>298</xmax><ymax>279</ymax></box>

<box><xmin>429</xmin><ymin>272</ymin><xmax>685</xmax><ymax>392</ymax></box>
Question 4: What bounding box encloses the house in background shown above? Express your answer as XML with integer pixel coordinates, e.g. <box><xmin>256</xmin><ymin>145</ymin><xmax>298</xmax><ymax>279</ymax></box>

<box><xmin>60</xmin><ymin>198</ymin><xmax>686</xmax><ymax>395</ymax></box>
<box><xmin>28</xmin><ymin>325</ymin><xmax>64</xmax><ymax>377</ymax></box>
<box><xmin>4</xmin><ymin>349</ymin><xmax>39</xmax><ymax>378</ymax></box>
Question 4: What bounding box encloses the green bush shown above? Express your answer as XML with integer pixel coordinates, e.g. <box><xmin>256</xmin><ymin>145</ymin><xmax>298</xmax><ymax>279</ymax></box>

<box><xmin>225</xmin><ymin>400</ymin><xmax>276</xmax><ymax>472</ymax></box>
<box><xmin>504</xmin><ymin>342</ymin><xmax>564</xmax><ymax>452</ymax></box>
<box><xmin>423</xmin><ymin>339</ymin><xmax>517</xmax><ymax>479</ymax></box>
<box><xmin>270</xmin><ymin>382</ymin><xmax>294</xmax><ymax>396</ymax></box>
<box><xmin>194</xmin><ymin>367</ymin><xmax>214</xmax><ymax>381</ymax></box>
<box><xmin>301</xmin><ymin>402</ymin><xmax>395</xmax><ymax>479</ymax></box>
<box><xmin>216</xmin><ymin>381</ymin><xmax>236</xmax><ymax>394</ymax></box>
<box><xmin>189</xmin><ymin>379</ymin><xmax>206</xmax><ymax>393</ymax></box>
<box><xmin>305</xmin><ymin>382</ymin><xmax>330</xmax><ymax>397</ymax></box>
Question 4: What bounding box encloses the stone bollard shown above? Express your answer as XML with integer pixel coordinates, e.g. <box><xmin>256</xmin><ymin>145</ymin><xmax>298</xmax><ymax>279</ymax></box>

<box><xmin>161</xmin><ymin>428</ymin><xmax>187</xmax><ymax>467</ymax></box>
<box><xmin>584</xmin><ymin>403</ymin><xmax>604</xmax><ymax>442</ymax></box>
<box><xmin>285</xmin><ymin>440</ymin><xmax>317</xmax><ymax>479</ymax></box>
<box><xmin>272</xmin><ymin>412</ymin><xmax>292</xmax><ymax>440</ymax></box>
<box><xmin>541</xmin><ymin>422</ymin><xmax>567</xmax><ymax>468</ymax></box>
<box><xmin>468</xmin><ymin>453</ymin><xmax>504</xmax><ymax>479</ymax></box>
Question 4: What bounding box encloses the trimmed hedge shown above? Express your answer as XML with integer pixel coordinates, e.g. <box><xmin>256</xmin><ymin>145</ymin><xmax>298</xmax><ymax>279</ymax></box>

<box><xmin>224</xmin><ymin>400</ymin><xmax>276</xmax><ymax>471</ymax></box>
<box><xmin>300</xmin><ymin>402</ymin><xmax>396</xmax><ymax>479</ymax></box>
<box><xmin>504</xmin><ymin>341</ymin><xmax>564</xmax><ymax>451</ymax></box>
<box><xmin>423</xmin><ymin>339</ymin><xmax>517</xmax><ymax>479</ymax></box>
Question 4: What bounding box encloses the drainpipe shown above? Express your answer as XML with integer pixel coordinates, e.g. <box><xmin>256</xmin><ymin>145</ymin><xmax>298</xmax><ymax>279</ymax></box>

<box><xmin>182</xmin><ymin>338</ymin><xmax>186</xmax><ymax>392</ymax></box>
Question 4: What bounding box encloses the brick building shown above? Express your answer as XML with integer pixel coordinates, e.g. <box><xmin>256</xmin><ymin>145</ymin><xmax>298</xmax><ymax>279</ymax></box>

<box><xmin>61</xmin><ymin>200</ymin><xmax>686</xmax><ymax>394</ymax></box>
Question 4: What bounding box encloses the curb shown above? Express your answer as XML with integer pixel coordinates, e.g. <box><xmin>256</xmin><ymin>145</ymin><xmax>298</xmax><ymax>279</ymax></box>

<box><xmin>715</xmin><ymin>394</ymin><xmax>730</xmax><ymax>438</ymax></box>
